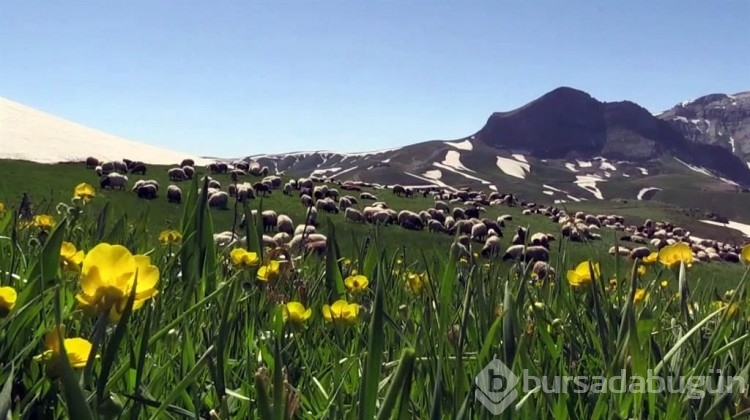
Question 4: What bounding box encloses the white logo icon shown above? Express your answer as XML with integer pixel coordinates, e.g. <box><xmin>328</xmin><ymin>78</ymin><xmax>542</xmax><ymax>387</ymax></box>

<box><xmin>475</xmin><ymin>358</ymin><xmax>519</xmax><ymax>415</ymax></box>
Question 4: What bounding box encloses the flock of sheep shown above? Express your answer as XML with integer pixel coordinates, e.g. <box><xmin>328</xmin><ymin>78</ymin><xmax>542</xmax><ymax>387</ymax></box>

<box><xmin>83</xmin><ymin>156</ymin><xmax>749</xmax><ymax>273</ymax></box>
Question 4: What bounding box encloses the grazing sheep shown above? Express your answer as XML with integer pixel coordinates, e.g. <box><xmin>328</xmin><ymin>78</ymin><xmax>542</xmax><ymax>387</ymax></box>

<box><xmin>208</xmin><ymin>179</ymin><xmax>221</xmax><ymax>190</ymax></box>
<box><xmin>237</xmin><ymin>184</ymin><xmax>255</xmax><ymax>202</ymax></box>
<box><xmin>501</xmin><ymin>245</ymin><xmax>549</xmax><ymax>262</ymax></box>
<box><xmin>168</xmin><ymin>167</ymin><xmax>187</xmax><ymax>181</ymax></box>
<box><xmin>85</xmin><ymin>157</ymin><xmax>99</xmax><ymax>169</ymax></box>
<box><xmin>294</xmin><ymin>224</ymin><xmax>316</xmax><ymax>236</ymax></box>
<box><xmin>263</xmin><ymin>176</ymin><xmax>283</xmax><ymax>189</ymax></box>
<box><xmin>276</xmin><ymin>214</ymin><xmax>294</xmax><ymax>235</ymax></box>
<box><xmin>629</xmin><ymin>247</ymin><xmax>652</xmax><ymax>260</ymax></box>
<box><xmin>208</xmin><ymin>192</ymin><xmax>229</xmax><ymax>210</ymax></box>
<box><xmin>100</xmin><ymin>173</ymin><xmax>128</xmax><ymax>190</ymax></box>
<box><xmin>182</xmin><ymin>166</ymin><xmax>195</xmax><ymax>179</ymax></box>
<box><xmin>130</xmin><ymin>162</ymin><xmax>147</xmax><ymax>175</ymax></box>
<box><xmin>471</xmin><ymin>223</ymin><xmax>488</xmax><ymax>242</ymax></box>
<box><xmin>397</xmin><ymin>210</ymin><xmax>423</xmax><ymax>231</ymax></box>
<box><xmin>512</xmin><ymin>227</ymin><xmax>528</xmax><ymax>246</ymax></box>
<box><xmin>167</xmin><ymin>185</ymin><xmax>182</xmax><ymax>203</ymax></box>
<box><xmin>316</xmin><ymin>198</ymin><xmax>339</xmax><ymax>214</ymax></box>
<box><xmin>262</xmin><ymin>210</ymin><xmax>278</xmax><ymax>233</ymax></box>
<box><xmin>283</xmin><ymin>183</ymin><xmax>293</xmax><ymax>196</ymax></box>
<box><xmin>392</xmin><ymin>184</ymin><xmax>406</xmax><ymax>196</ymax></box>
<box><xmin>428</xmin><ymin>219</ymin><xmax>447</xmax><ymax>234</ymax></box>
<box><xmin>136</xmin><ymin>184</ymin><xmax>158</xmax><ymax>200</ymax></box>
<box><xmin>481</xmin><ymin>236</ymin><xmax>502</xmax><ymax>257</ymax></box>
<box><xmin>300</xmin><ymin>194</ymin><xmax>314</xmax><ymax>208</ymax></box>
<box><xmin>305</xmin><ymin>206</ymin><xmax>318</xmax><ymax>225</ymax></box>
<box><xmin>531</xmin><ymin>261</ymin><xmax>554</xmax><ymax>281</ymax></box>
<box><xmin>253</xmin><ymin>182</ymin><xmax>270</xmax><ymax>197</ymax></box>
<box><xmin>529</xmin><ymin>232</ymin><xmax>551</xmax><ymax>248</ymax></box>
<box><xmin>180</xmin><ymin>158</ymin><xmax>195</xmax><ymax>167</ymax></box>
<box><xmin>338</xmin><ymin>197</ymin><xmax>353</xmax><ymax>210</ymax></box>
<box><xmin>360</xmin><ymin>192</ymin><xmax>377</xmax><ymax>201</ymax></box>
<box><xmin>345</xmin><ymin>208</ymin><xmax>366</xmax><ymax>223</ymax></box>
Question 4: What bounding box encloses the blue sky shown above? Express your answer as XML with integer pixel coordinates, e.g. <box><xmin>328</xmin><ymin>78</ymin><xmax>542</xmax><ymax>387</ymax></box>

<box><xmin>1</xmin><ymin>1</ymin><xmax>748</xmax><ymax>158</ymax></box>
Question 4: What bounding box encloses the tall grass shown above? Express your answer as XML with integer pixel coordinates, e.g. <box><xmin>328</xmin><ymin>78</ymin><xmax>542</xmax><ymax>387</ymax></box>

<box><xmin>1</xmin><ymin>178</ymin><xmax>749</xmax><ymax>419</ymax></box>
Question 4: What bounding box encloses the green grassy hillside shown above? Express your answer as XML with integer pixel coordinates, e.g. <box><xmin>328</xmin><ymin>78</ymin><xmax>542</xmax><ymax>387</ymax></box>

<box><xmin>0</xmin><ymin>159</ymin><xmax>746</xmax><ymax>292</ymax></box>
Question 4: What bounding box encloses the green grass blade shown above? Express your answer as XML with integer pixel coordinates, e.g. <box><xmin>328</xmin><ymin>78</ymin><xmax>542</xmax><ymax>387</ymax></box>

<box><xmin>359</xmin><ymin>267</ymin><xmax>386</xmax><ymax>420</ymax></box>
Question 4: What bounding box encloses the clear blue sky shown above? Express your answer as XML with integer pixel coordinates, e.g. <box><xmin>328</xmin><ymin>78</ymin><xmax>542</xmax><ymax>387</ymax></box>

<box><xmin>1</xmin><ymin>0</ymin><xmax>748</xmax><ymax>158</ymax></box>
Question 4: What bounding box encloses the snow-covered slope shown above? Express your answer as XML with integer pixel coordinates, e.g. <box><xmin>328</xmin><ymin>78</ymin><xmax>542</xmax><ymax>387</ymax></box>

<box><xmin>0</xmin><ymin>97</ymin><xmax>211</xmax><ymax>166</ymax></box>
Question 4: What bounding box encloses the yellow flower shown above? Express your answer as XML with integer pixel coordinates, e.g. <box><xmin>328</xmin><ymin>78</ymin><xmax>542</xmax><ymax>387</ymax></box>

<box><xmin>405</xmin><ymin>271</ymin><xmax>428</xmax><ymax>295</ymax></box>
<box><xmin>158</xmin><ymin>230</ymin><xmax>182</xmax><ymax>245</ymax></box>
<box><xmin>642</xmin><ymin>252</ymin><xmax>658</xmax><ymax>265</ymax></box>
<box><xmin>741</xmin><ymin>245</ymin><xmax>750</xmax><ymax>265</ymax></box>
<box><xmin>60</xmin><ymin>241</ymin><xmax>85</xmax><ymax>273</ymax></box>
<box><xmin>257</xmin><ymin>260</ymin><xmax>281</xmax><ymax>282</ymax></box>
<box><xmin>0</xmin><ymin>286</ymin><xmax>17</xmax><ymax>317</ymax></box>
<box><xmin>344</xmin><ymin>275</ymin><xmax>369</xmax><ymax>294</ymax></box>
<box><xmin>658</xmin><ymin>243</ymin><xmax>693</xmax><ymax>270</ymax></box>
<box><xmin>660</xmin><ymin>280</ymin><xmax>668</xmax><ymax>288</ymax></box>
<box><xmin>712</xmin><ymin>301</ymin><xmax>740</xmax><ymax>318</ymax></box>
<box><xmin>637</xmin><ymin>264</ymin><xmax>647</xmax><ymax>277</ymax></box>
<box><xmin>73</xmin><ymin>182</ymin><xmax>95</xmax><ymax>202</ymax></box>
<box><xmin>75</xmin><ymin>243</ymin><xmax>160</xmax><ymax>323</ymax></box>
<box><xmin>33</xmin><ymin>325</ymin><xmax>94</xmax><ymax>370</ymax></box>
<box><xmin>0</xmin><ymin>202</ymin><xmax>5</xmax><ymax>214</ymax></box>
<box><xmin>33</xmin><ymin>214</ymin><xmax>56</xmax><ymax>230</ymax></box>
<box><xmin>322</xmin><ymin>300</ymin><xmax>359</xmax><ymax>324</ymax></box>
<box><xmin>230</xmin><ymin>248</ymin><xmax>260</xmax><ymax>269</ymax></box>
<box><xmin>633</xmin><ymin>288</ymin><xmax>649</xmax><ymax>304</ymax></box>
<box><xmin>459</xmin><ymin>257</ymin><xmax>468</xmax><ymax>265</ymax></box>
<box><xmin>283</xmin><ymin>302</ymin><xmax>312</xmax><ymax>325</ymax></box>
<box><xmin>567</xmin><ymin>260</ymin><xmax>600</xmax><ymax>288</ymax></box>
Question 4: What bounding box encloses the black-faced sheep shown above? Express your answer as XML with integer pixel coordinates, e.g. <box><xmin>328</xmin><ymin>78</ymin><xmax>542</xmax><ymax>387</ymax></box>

<box><xmin>428</xmin><ymin>219</ymin><xmax>447</xmax><ymax>234</ymax></box>
<box><xmin>100</xmin><ymin>173</ymin><xmax>128</xmax><ymax>190</ymax></box>
<box><xmin>85</xmin><ymin>157</ymin><xmax>99</xmax><ymax>169</ymax></box>
<box><xmin>481</xmin><ymin>236</ymin><xmax>502</xmax><ymax>257</ymax></box>
<box><xmin>130</xmin><ymin>162</ymin><xmax>147</xmax><ymax>175</ymax></box>
<box><xmin>392</xmin><ymin>185</ymin><xmax>406</xmax><ymax>196</ymax></box>
<box><xmin>167</xmin><ymin>185</ymin><xmax>182</xmax><ymax>203</ymax></box>
<box><xmin>253</xmin><ymin>182</ymin><xmax>270</xmax><ymax>197</ymax></box>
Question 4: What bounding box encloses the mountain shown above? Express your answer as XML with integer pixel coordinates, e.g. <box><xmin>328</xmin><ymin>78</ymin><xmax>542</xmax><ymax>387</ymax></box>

<box><xmin>0</xmin><ymin>97</ymin><xmax>212</xmax><ymax>166</ymax></box>
<box><xmin>657</xmin><ymin>91</ymin><xmax>750</xmax><ymax>165</ymax></box>
<box><xmin>244</xmin><ymin>87</ymin><xmax>750</xmax><ymax>225</ymax></box>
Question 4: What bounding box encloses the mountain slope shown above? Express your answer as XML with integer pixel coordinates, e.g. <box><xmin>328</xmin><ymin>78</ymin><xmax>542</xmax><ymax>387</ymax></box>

<box><xmin>657</xmin><ymin>91</ymin><xmax>750</xmax><ymax>165</ymax></box>
<box><xmin>0</xmin><ymin>97</ymin><xmax>211</xmax><ymax>165</ymax></box>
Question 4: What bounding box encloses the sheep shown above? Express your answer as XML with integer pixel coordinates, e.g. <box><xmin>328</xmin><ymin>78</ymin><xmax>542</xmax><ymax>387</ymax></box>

<box><xmin>428</xmin><ymin>219</ymin><xmax>447</xmax><ymax>234</ymax></box>
<box><xmin>181</xmin><ymin>158</ymin><xmax>195</xmax><ymax>167</ymax></box>
<box><xmin>481</xmin><ymin>236</ymin><xmax>502</xmax><ymax>257</ymax></box>
<box><xmin>360</xmin><ymin>192</ymin><xmax>377</xmax><ymax>201</ymax></box>
<box><xmin>435</xmin><ymin>201</ymin><xmax>450</xmax><ymax>212</ymax></box>
<box><xmin>316</xmin><ymin>198</ymin><xmax>339</xmax><ymax>214</ymax></box>
<box><xmin>338</xmin><ymin>197</ymin><xmax>353</xmax><ymax>210</ymax></box>
<box><xmin>629</xmin><ymin>247</ymin><xmax>652</xmax><ymax>260</ymax></box>
<box><xmin>273</xmin><ymin>232</ymin><xmax>291</xmax><ymax>246</ymax></box>
<box><xmin>501</xmin><ymin>245</ymin><xmax>550</xmax><ymax>262</ymax></box>
<box><xmin>294</xmin><ymin>224</ymin><xmax>316</xmax><ymax>236</ymax></box>
<box><xmin>100</xmin><ymin>173</ymin><xmax>128</xmax><ymax>190</ymax></box>
<box><xmin>136</xmin><ymin>184</ymin><xmax>158</xmax><ymax>200</ymax></box>
<box><xmin>130</xmin><ymin>162</ymin><xmax>147</xmax><ymax>175</ymax></box>
<box><xmin>452</xmin><ymin>208</ymin><xmax>466</xmax><ymax>220</ymax></box>
<box><xmin>263</xmin><ymin>176</ymin><xmax>283</xmax><ymax>189</ymax></box>
<box><xmin>276</xmin><ymin>214</ymin><xmax>294</xmax><ymax>235</ymax></box>
<box><xmin>208</xmin><ymin>180</ymin><xmax>221</xmax><ymax>190</ymax></box>
<box><xmin>253</xmin><ymin>182</ymin><xmax>270</xmax><ymax>197</ymax></box>
<box><xmin>167</xmin><ymin>185</ymin><xmax>182</xmax><ymax>203</ymax></box>
<box><xmin>301</xmin><ymin>194</ymin><xmax>314</xmax><ymax>208</ymax></box>
<box><xmin>326</xmin><ymin>188</ymin><xmax>340</xmax><ymax>200</ymax></box>
<box><xmin>207</xmin><ymin>192</ymin><xmax>229</xmax><ymax>210</ymax></box>
<box><xmin>392</xmin><ymin>184</ymin><xmax>406</xmax><ymax>196</ymax></box>
<box><xmin>261</xmin><ymin>210</ymin><xmax>278</xmax><ymax>233</ymax></box>
<box><xmin>283</xmin><ymin>183</ymin><xmax>294</xmax><ymax>196</ymax></box>
<box><xmin>397</xmin><ymin>210</ymin><xmax>423</xmax><ymax>231</ymax></box>
<box><xmin>471</xmin><ymin>223</ymin><xmax>488</xmax><ymax>242</ymax></box>
<box><xmin>529</xmin><ymin>232</ymin><xmax>551</xmax><ymax>248</ymax></box>
<box><xmin>531</xmin><ymin>261</ymin><xmax>554</xmax><ymax>281</ymax></box>
<box><xmin>168</xmin><ymin>167</ymin><xmax>187</xmax><ymax>181</ymax></box>
<box><xmin>85</xmin><ymin>157</ymin><xmax>99</xmax><ymax>169</ymax></box>
<box><xmin>288</xmin><ymin>233</ymin><xmax>327</xmax><ymax>252</ymax></box>
<box><xmin>305</xmin><ymin>206</ymin><xmax>318</xmax><ymax>225</ymax></box>
<box><xmin>345</xmin><ymin>208</ymin><xmax>366</xmax><ymax>223</ymax></box>
<box><xmin>237</xmin><ymin>184</ymin><xmax>255</xmax><ymax>202</ymax></box>
<box><xmin>608</xmin><ymin>246</ymin><xmax>631</xmax><ymax>256</ymax></box>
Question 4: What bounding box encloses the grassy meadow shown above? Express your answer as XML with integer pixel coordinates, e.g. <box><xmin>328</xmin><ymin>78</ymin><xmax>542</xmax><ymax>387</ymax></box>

<box><xmin>1</xmin><ymin>159</ymin><xmax>750</xmax><ymax>418</ymax></box>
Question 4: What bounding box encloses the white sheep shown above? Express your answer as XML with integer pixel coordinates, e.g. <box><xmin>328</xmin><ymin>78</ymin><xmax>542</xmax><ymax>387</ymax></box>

<box><xmin>501</xmin><ymin>245</ymin><xmax>549</xmax><ymax>262</ymax></box>
<box><xmin>276</xmin><ymin>214</ymin><xmax>294</xmax><ymax>235</ymax></box>
<box><xmin>167</xmin><ymin>185</ymin><xmax>182</xmax><ymax>203</ymax></box>
<box><xmin>345</xmin><ymin>208</ymin><xmax>366</xmax><ymax>223</ymax></box>
<box><xmin>207</xmin><ymin>192</ymin><xmax>229</xmax><ymax>209</ymax></box>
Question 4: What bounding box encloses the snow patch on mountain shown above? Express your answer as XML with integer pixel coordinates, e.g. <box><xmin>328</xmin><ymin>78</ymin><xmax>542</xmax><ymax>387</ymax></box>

<box><xmin>443</xmin><ymin>139</ymin><xmax>473</xmax><ymax>151</ymax></box>
<box><xmin>441</xmin><ymin>151</ymin><xmax>475</xmax><ymax>173</ymax></box>
<box><xmin>574</xmin><ymin>175</ymin><xmax>605</xmax><ymax>199</ymax></box>
<box><xmin>637</xmin><ymin>187</ymin><xmax>662</xmax><ymax>200</ymax></box>
<box><xmin>496</xmin><ymin>156</ymin><xmax>530</xmax><ymax>179</ymax></box>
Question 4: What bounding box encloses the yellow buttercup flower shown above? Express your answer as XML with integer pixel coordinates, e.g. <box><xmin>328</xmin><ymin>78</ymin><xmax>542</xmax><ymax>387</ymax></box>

<box><xmin>660</xmin><ymin>280</ymin><xmax>668</xmax><ymax>288</ymax></box>
<box><xmin>0</xmin><ymin>202</ymin><xmax>5</xmax><ymax>214</ymax></box>
<box><xmin>0</xmin><ymin>286</ymin><xmax>18</xmax><ymax>318</ymax></box>
<box><xmin>283</xmin><ymin>302</ymin><xmax>312</xmax><ymax>325</ymax></box>
<box><xmin>158</xmin><ymin>230</ymin><xmax>182</xmax><ymax>245</ymax></box>
<box><xmin>73</xmin><ymin>182</ymin><xmax>95</xmax><ymax>202</ymax></box>
<box><xmin>643</xmin><ymin>252</ymin><xmax>659</xmax><ymax>265</ymax></box>
<box><xmin>60</xmin><ymin>241</ymin><xmax>85</xmax><ymax>273</ymax></box>
<box><xmin>322</xmin><ymin>300</ymin><xmax>359</xmax><ymax>324</ymax></box>
<box><xmin>633</xmin><ymin>288</ymin><xmax>649</xmax><ymax>304</ymax></box>
<box><xmin>658</xmin><ymin>243</ymin><xmax>693</xmax><ymax>270</ymax></box>
<box><xmin>344</xmin><ymin>274</ymin><xmax>369</xmax><ymax>294</ymax></box>
<box><xmin>712</xmin><ymin>301</ymin><xmax>740</xmax><ymax>318</ymax></box>
<box><xmin>741</xmin><ymin>245</ymin><xmax>749</xmax><ymax>265</ymax></box>
<box><xmin>75</xmin><ymin>243</ymin><xmax>160</xmax><ymax>323</ymax></box>
<box><xmin>33</xmin><ymin>214</ymin><xmax>56</xmax><ymax>230</ymax></box>
<box><xmin>405</xmin><ymin>271</ymin><xmax>428</xmax><ymax>296</ymax></box>
<box><xmin>567</xmin><ymin>260</ymin><xmax>600</xmax><ymax>288</ymax></box>
<box><xmin>257</xmin><ymin>260</ymin><xmax>281</xmax><ymax>282</ymax></box>
<box><xmin>33</xmin><ymin>325</ymin><xmax>94</xmax><ymax>370</ymax></box>
<box><xmin>230</xmin><ymin>248</ymin><xmax>260</xmax><ymax>268</ymax></box>
<box><xmin>637</xmin><ymin>264</ymin><xmax>647</xmax><ymax>277</ymax></box>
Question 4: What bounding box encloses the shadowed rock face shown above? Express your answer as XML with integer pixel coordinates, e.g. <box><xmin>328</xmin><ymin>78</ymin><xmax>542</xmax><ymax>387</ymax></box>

<box><xmin>658</xmin><ymin>91</ymin><xmax>750</xmax><ymax>162</ymax></box>
<box><xmin>469</xmin><ymin>87</ymin><xmax>750</xmax><ymax>184</ymax></box>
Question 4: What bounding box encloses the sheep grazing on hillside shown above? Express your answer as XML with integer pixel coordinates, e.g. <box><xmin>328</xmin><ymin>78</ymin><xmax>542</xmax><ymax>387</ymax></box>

<box><xmin>344</xmin><ymin>208</ymin><xmax>366</xmax><ymax>223</ymax></box>
<box><xmin>182</xmin><ymin>166</ymin><xmax>195</xmax><ymax>179</ymax></box>
<box><xmin>167</xmin><ymin>185</ymin><xmax>182</xmax><ymax>203</ymax></box>
<box><xmin>208</xmin><ymin>192</ymin><xmax>229</xmax><ymax>210</ymax></box>
<box><xmin>168</xmin><ymin>167</ymin><xmax>187</xmax><ymax>181</ymax></box>
<box><xmin>501</xmin><ymin>245</ymin><xmax>549</xmax><ymax>263</ymax></box>
<box><xmin>130</xmin><ymin>162</ymin><xmax>147</xmax><ymax>175</ymax></box>
<box><xmin>85</xmin><ymin>157</ymin><xmax>100</xmax><ymax>169</ymax></box>
<box><xmin>136</xmin><ymin>184</ymin><xmax>158</xmax><ymax>200</ymax></box>
<box><xmin>471</xmin><ymin>223</ymin><xmax>488</xmax><ymax>242</ymax></box>
<box><xmin>481</xmin><ymin>236</ymin><xmax>502</xmax><ymax>257</ymax></box>
<box><xmin>100</xmin><ymin>173</ymin><xmax>128</xmax><ymax>190</ymax></box>
<box><xmin>208</xmin><ymin>180</ymin><xmax>221</xmax><ymax>190</ymax></box>
<box><xmin>253</xmin><ymin>182</ymin><xmax>270</xmax><ymax>197</ymax></box>
<box><xmin>531</xmin><ymin>261</ymin><xmax>554</xmax><ymax>281</ymax></box>
<box><xmin>261</xmin><ymin>210</ymin><xmax>278</xmax><ymax>233</ymax></box>
<box><xmin>180</xmin><ymin>158</ymin><xmax>195</xmax><ymax>167</ymax></box>
<box><xmin>360</xmin><ymin>192</ymin><xmax>377</xmax><ymax>201</ymax></box>
<box><xmin>276</xmin><ymin>215</ymin><xmax>294</xmax><ymax>235</ymax></box>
